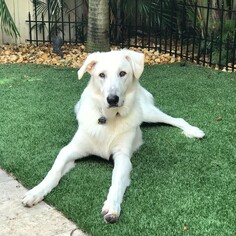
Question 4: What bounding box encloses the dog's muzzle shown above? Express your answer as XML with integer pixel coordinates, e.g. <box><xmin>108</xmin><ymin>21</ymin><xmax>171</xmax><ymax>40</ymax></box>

<box><xmin>107</xmin><ymin>95</ymin><xmax>119</xmax><ymax>108</ymax></box>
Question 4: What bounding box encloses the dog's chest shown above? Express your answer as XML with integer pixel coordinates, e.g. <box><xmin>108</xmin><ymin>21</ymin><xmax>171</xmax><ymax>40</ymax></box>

<box><xmin>77</xmin><ymin>108</ymin><xmax>142</xmax><ymax>159</ymax></box>
<box><xmin>81</xmin><ymin>113</ymin><xmax>131</xmax><ymax>140</ymax></box>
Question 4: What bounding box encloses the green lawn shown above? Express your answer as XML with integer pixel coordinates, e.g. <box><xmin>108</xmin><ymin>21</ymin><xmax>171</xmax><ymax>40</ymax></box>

<box><xmin>0</xmin><ymin>63</ymin><xmax>236</xmax><ymax>236</ymax></box>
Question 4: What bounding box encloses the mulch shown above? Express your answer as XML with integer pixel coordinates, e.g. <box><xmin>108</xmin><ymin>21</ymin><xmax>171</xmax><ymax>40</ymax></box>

<box><xmin>0</xmin><ymin>43</ymin><xmax>181</xmax><ymax>68</ymax></box>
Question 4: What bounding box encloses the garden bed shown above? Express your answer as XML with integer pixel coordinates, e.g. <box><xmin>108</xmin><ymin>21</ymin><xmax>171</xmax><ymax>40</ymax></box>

<box><xmin>0</xmin><ymin>43</ymin><xmax>180</xmax><ymax>68</ymax></box>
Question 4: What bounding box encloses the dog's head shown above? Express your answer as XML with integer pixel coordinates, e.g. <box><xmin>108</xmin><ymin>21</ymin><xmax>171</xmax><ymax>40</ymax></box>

<box><xmin>78</xmin><ymin>50</ymin><xmax>144</xmax><ymax>108</ymax></box>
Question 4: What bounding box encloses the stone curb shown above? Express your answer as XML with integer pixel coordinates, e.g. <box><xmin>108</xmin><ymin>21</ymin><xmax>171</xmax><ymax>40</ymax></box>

<box><xmin>0</xmin><ymin>169</ymin><xmax>87</xmax><ymax>236</ymax></box>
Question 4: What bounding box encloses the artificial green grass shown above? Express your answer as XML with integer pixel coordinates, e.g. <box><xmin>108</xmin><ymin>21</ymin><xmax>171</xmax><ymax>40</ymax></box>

<box><xmin>0</xmin><ymin>62</ymin><xmax>236</xmax><ymax>235</ymax></box>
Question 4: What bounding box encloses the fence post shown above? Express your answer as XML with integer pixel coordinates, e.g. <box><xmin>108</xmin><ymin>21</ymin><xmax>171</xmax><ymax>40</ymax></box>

<box><xmin>47</xmin><ymin>0</ymin><xmax>51</xmax><ymax>42</ymax></box>
<box><xmin>135</xmin><ymin>0</ymin><xmax>138</xmax><ymax>47</ymax></box>
<box><xmin>74</xmin><ymin>0</ymin><xmax>77</xmax><ymax>44</ymax></box>
<box><xmin>203</xmin><ymin>0</ymin><xmax>210</xmax><ymax>66</ymax></box>
<box><xmin>197</xmin><ymin>36</ymin><xmax>202</xmax><ymax>64</ymax></box>
<box><xmin>209</xmin><ymin>32</ymin><xmax>214</xmax><ymax>67</ymax></box>
<box><xmin>180</xmin><ymin>1</ymin><xmax>185</xmax><ymax>59</ymax></box>
<box><xmin>232</xmin><ymin>27</ymin><xmax>236</xmax><ymax>72</ymax></box>
<box><xmin>42</xmin><ymin>13</ymin><xmax>45</xmax><ymax>44</ymax></box>
<box><xmin>28</xmin><ymin>12</ymin><xmax>32</xmax><ymax>44</ymax></box>
<box><xmin>147</xmin><ymin>13</ymin><xmax>151</xmax><ymax>50</ymax></box>
<box><xmin>191</xmin><ymin>1</ymin><xmax>198</xmax><ymax>62</ymax></box>
<box><xmin>225</xmin><ymin>33</ymin><xmax>230</xmax><ymax>71</ymax></box>
<box><xmin>82</xmin><ymin>14</ymin><xmax>85</xmax><ymax>44</ymax></box>
<box><xmin>33</xmin><ymin>0</ymin><xmax>38</xmax><ymax>45</ymax></box>
<box><xmin>218</xmin><ymin>1</ymin><xmax>224</xmax><ymax>69</ymax></box>
<box><xmin>169</xmin><ymin>1</ymin><xmax>174</xmax><ymax>55</ymax></box>
<box><xmin>61</xmin><ymin>0</ymin><xmax>65</xmax><ymax>41</ymax></box>
<box><xmin>159</xmin><ymin>0</ymin><xmax>163</xmax><ymax>52</ymax></box>
<box><xmin>68</xmin><ymin>14</ymin><xmax>71</xmax><ymax>43</ymax></box>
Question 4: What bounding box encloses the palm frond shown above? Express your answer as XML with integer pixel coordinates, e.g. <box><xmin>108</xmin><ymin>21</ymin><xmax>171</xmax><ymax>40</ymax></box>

<box><xmin>0</xmin><ymin>0</ymin><xmax>20</xmax><ymax>37</ymax></box>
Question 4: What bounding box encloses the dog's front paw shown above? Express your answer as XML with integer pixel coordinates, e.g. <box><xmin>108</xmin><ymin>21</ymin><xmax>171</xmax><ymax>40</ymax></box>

<box><xmin>22</xmin><ymin>186</ymin><xmax>45</xmax><ymax>207</ymax></box>
<box><xmin>183</xmin><ymin>126</ymin><xmax>205</xmax><ymax>139</ymax></box>
<box><xmin>101</xmin><ymin>201</ymin><xmax>120</xmax><ymax>223</ymax></box>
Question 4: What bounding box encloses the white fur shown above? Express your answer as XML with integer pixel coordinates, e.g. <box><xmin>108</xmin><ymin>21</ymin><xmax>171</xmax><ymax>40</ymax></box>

<box><xmin>22</xmin><ymin>50</ymin><xmax>205</xmax><ymax>223</ymax></box>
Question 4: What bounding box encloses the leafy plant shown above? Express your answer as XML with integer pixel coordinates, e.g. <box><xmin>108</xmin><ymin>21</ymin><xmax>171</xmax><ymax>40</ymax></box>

<box><xmin>109</xmin><ymin>0</ymin><xmax>178</xmax><ymax>44</ymax></box>
<box><xmin>0</xmin><ymin>0</ymin><xmax>20</xmax><ymax>37</ymax></box>
<box><xmin>211</xmin><ymin>19</ymin><xmax>236</xmax><ymax>66</ymax></box>
<box><xmin>31</xmin><ymin>0</ymin><xmax>70</xmax><ymax>39</ymax></box>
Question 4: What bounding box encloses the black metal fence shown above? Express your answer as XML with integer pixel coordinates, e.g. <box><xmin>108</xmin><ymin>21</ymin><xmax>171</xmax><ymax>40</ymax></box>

<box><xmin>26</xmin><ymin>0</ymin><xmax>236</xmax><ymax>71</ymax></box>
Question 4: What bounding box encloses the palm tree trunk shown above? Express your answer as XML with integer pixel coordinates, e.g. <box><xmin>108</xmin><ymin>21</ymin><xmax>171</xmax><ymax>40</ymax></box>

<box><xmin>86</xmin><ymin>0</ymin><xmax>110</xmax><ymax>52</ymax></box>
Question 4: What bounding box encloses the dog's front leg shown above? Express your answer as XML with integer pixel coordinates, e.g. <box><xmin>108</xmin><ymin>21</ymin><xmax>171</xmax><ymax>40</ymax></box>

<box><xmin>22</xmin><ymin>139</ymin><xmax>86</xmax><ymax>207</ymax></box>
<box><xmin>102</xmin><ymin>154</ymin><xmax>132</xmax><ymax>223</ymax></box>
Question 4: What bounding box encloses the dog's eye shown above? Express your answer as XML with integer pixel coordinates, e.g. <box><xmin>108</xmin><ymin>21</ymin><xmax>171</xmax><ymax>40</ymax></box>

<box><xmin>99</xmin><ymin>73</ymin><xmax>106</xmax><ymax>78</ymax></box>
<box><xmin>119</xmin><ymin>71</ymin><xmax>126</xmax><ymax>77</ymax></box>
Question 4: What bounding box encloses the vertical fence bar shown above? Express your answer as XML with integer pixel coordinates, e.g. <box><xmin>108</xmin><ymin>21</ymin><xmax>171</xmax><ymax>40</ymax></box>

<box><xmin>218</xmin><ymin>1</ymin><xmax>224</xmax><ymax>69</ymax></box>
<box><xmin>185</xmin><ymin>1</ymin><xmax>190</xmax><ymax>60</ymax></box>
<box><xmin>108</xmin><ymin>1</ymin><xmax>111</xmax><ymax>45</ymax></box>
<box><xmin>154</xmin><ymin>7</ymin><xmax>158</xmax><ymax>51</ymax></box>
<box><xmin>197</xmin><ymin>36</ymin><xmax>202</xmax><ymax>64</ymax></box>
<box><xmin>232</xmin><ymin>21</ymin><xmax>236</xmax><ymax>72</ymax></box>
<box><xmin>74</xmin><ymin>0</ymin><xmax>78</xmax><ymax>43</ymax></box>
<box><xmin>110</xmin><ymin>0</ymin><xmax>116</xmax><ymax>46</ymax></box>
<box><xmin>209</xmin><ymin>32</ymin><xmax>214</xmax><ymax>67</ymax></box>
<box><xmin>154</xmin><ymin>23</ymin><xmax>158</xmax><ymax>51</ymax></box>
<box><xmin>120</xmin><ymin>6</ymin><xmax>124</xmax><ymax>48</ymax></box>
<box><xmin>135</xmin><ymin>0</ymin><xmax>138</xmax><ymax>47</ymax></box>
<box><xmin>82</xmin><ymin>14</ymin><xmax>85</xmax><ymax>44</ymax></box>
<box><xmin>112</xmin><ymin>2</ymin><xmax>115</xmax><ymax>46</ymax></box>
<box><xmin>33</xmin><ymin>0</ymin><xmax>38</xmax><ymax>45</ymax></box>
<box><xmin>61</xmin><ymin>0</ymin><xmax>65</xmax><ymax>41</ymax></box>
<box><xmin>55</xmin><ymin>15</ymin><xmax>58</xmax><ymax>36</ymax></box>
<box><xmin>174</xmin><ymin>31</ymin><xmax>178</xmax><ymax>57</ymax></box>
<box><xmin>68</xmin><ymin>14</ymin><xmax>71</xmax><ymax>43</ymax></box>
<box><xmin>47</xmin><ymin>0</ymin><xmax>51</xmax><ymax>42</ymax></box>
<box><xmin>28</xmin><ymin>12</ymin><xmax>32</xmax><ymax>44</ymax></box>
<box><xmin>186</xmin><ymin>28</ymin><xmax>190</xmax><ymax>60</ymax></box>
<box><xmin>42</xmin><ymin>13</ymin><xmax>45</xmax><ymax>43</ymax></box>
<box><xmin>109</xmin><ymin>0</ymin><xmax>112</xmax><ymax>45</ymax></box>
<box><xmin>203</xmin><ymin>0</ymin><xmax>210</xmax><ymax>66</ymax></box>
<box><xmin>164</xmin><ymin>27</ymin><xmax>168</xmax><ymax>53</ymax></box>
<box><xmin>185</xmin><ymin>2</ymin><xmax>190</xmax><ymax>61</ymax></box>
<box><xmin>169</xmin><ymin>1</ymin><xmax>174</xmax><ymax>55</ymax></box>
<box><xmin>109</xmin><ymin>0</ymin><xmax>112</xmax><ymax>44</ymax></box>
<box><xmin>141</xmin><ymin>16</ymin><xmax>145</xmax><ymax>47</ymax></box>
<box><xmin>118</xmin><ymin>10</ymin><xmax>121</xmax><ymax>47</ymax></box>
<box><xmin>147</xmin><ymin>14</ymin><xmax>151</xmax><ymax>50</ymax></box>
<box><xmin>127</xmin><ymin>19</ymin><xmax>131</xmax><ymax>48</ymax></box>
<box><xmin>159</xmin><ymin>0</ymin><xmax>163</xmax><ymax>52</ymax></box>
<box><xmin>191</xmin><ymin>1</ymin><xmax>198</xmax><ymax>62</ymax></box>
<box><xmin>117</xmin><ymin>0</ymin><xmax>121</xmax><ymax>46</ymax></box>
<box><xmin>232</xmin><ymin>28</ymin><xmax>236</xmax><ymax>72</ymax></box>
<box><xmin>180</xmin><ymin>1</ymin><xmax>185</xmax><ymax>58</ymax></box>
<box><xmin>225</xmin><ymin>33</ymin><xmax>230</xmax><ymax>71</ymax></box>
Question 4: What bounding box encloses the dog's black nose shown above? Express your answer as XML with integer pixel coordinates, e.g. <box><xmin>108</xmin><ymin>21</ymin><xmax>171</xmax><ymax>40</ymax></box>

<box><xmin>107</xmin><ymin>95</ymin><xmax>119</xmax><ymax>107</ymax></box>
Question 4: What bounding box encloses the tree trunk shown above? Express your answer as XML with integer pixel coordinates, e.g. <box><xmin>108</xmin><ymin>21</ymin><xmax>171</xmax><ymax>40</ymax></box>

<box><xmin>86</xmin><ymin>0</ymin><xmax>110</xmax><ymax>53</ymax></box>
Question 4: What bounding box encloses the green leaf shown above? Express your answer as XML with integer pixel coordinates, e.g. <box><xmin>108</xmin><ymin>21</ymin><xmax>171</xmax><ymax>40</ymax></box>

<box><xmin>0</xmin><ymin>0</ymin><xmax>20</xmax><ymax>38</ymax></box>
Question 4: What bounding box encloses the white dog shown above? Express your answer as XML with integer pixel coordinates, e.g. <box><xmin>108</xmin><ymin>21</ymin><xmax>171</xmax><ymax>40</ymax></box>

<box><xmin>22</xmin><ymin>50</ymin><xmax>205</xmax><ymax>223</ymax></box>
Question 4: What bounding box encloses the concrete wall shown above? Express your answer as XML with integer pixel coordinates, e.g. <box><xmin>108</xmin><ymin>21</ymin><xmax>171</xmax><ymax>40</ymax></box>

<box><xmin>0</xmin><ymin>0</ymin><xmax>33</xmax><ymax>44</ymax></box>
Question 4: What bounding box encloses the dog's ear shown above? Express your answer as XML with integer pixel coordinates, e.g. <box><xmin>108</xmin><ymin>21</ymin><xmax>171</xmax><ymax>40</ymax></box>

<box><xmin>78</xmin><ymin>53</ymin><xmax>100</xmax><ymax>80</ymax></box>
<box><xmin>123</xmin><ymin>50</ymin><xmax>144</xmax><ymax>79</ymax></box>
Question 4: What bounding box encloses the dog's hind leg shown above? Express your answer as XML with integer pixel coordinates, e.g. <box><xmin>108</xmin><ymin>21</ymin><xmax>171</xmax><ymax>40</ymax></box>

<box><xmin>22</xmin><ymin>132</ymin><xmax>88</xmax><ymax>207</ymax></box>
<box><xmin>142</xmin><ymin>104</ymin><xmax>205</xmax><ymax>139</ymax></box>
